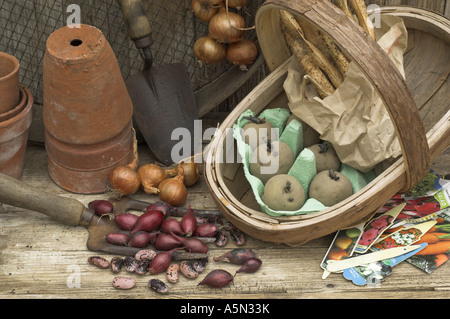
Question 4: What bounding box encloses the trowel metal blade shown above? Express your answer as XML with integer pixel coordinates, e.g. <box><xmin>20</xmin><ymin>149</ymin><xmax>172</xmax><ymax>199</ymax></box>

<box><xmin>125</xmin><ymin>63</ymin><xmax>199</xmax><ymax>165</ymax></box>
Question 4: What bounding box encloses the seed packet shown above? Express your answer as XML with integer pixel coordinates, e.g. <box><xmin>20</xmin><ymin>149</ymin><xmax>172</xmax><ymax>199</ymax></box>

<box><xmin>370</xmin><ymin>220</ymin><xmax>437</xmax><ymax>251</ymax></box>
<box><xmin>320</xmin><ymin>223</ymin><xmax>364</xmax><ymax>278</ymax></box>
<box><xmin>343</xmin><ymin>243</ymin><xmax>427</xmax><ymax>286</ymax></box>
<box><xmin>354</xmin><ymin>203</ymin><xmax>405</xmax><ymax>253</ymax></box>
<box><xmin>407</xmin><ymin>208</ymin><xmax>450</xmax><ymax>273</ymax></box>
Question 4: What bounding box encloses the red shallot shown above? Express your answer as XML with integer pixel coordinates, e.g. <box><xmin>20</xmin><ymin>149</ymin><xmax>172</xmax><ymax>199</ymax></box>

<box><xmin>128</xmin><ymin>231</ymin><xmax>159</xmax><ymax>248</ymax></box>
<box><xmin>198</xmin><ymin>269</ymin><xmax>234</xmax><ymax>288</ymax></box>
<box><xmin>193</xmin><ymin>223</ymin><xmax>219</xmax><ymax>238</ymax></box>
<box><xmin>170</xmin><ymin>232</ymin><xmax>209</xmax><ymax>254</ymax></box>
<box><xmin>181</xmin><ymin>205</ymin><xmax>197</xmax><ymax>237</ymax></box>
<box><xmin>149</xmin><ymin>248</ymin><xmax>183</xmax><ymax>275</ymax></box>
<box><xmin>105</xmin><ymin>233</ymin><xmax>129</xmax><ymax>246</ymax></box>
<box><xmin>235</xmin><ymin>258</ymin><xmax>262</xmax><ymax>274</ymax></box>
<box><xmin>160</xmin><ymin>218</ymin><xmax>184</xmax><ymax>235</ymax></box>
<box><xmin>213</xmin><ymin>248</ymin><xmax>257</xmax><ymax>264</ymax></box>
<box><xmin>154</xmin><ymin>233</ymin><xmax>182</xmax><ymax>251</ymax></box>
<box><xmin>114</xmin><ymin>213</ymin><xmax>139</xmax><ymax>231</ymax></box>
<box><xmin>88</xmin><ymin>200</ymin><xmax>114</xmax><ymax>216</ymax></box>
<box><xmin>130</xmin><ymin>210</ymin><xmax>164</xmax><ymax>234</ymax></box>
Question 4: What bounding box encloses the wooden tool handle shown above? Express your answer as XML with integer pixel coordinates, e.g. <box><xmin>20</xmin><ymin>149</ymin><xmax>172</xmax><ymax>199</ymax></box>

<box><xmin>0</xmin><ymin>172</ymin><xmax>87</xmax><ymax>226</ymax></box>
<box><xmin>117</xmin><ymin>0</ymin><xmax>153</xmax><ymax>47</ymax></box>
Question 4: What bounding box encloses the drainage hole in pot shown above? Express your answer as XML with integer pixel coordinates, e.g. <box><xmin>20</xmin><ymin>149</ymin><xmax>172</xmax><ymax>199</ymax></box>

<box><xmin>70</xmin><ymin>39</ymin><xmax>83</xmax><ymax>47</ymax></box>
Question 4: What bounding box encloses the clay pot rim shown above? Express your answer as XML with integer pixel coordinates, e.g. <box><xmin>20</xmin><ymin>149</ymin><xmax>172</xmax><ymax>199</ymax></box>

<box><xmin>45</xmin><ymin>24</ymin><xmax>106</xmax><ymax>64</ymax></box>
<box><xmin>0</xmin><ymin>85</ymin><xmax>27</xmax><ymax>123</ymax></box>
<box><xmin>0</xmin><ymin>52</ymin><xmax>20</xmax><ymax>82</ymax></box>
<box><xmin>0</xmin><ymin>85</ymin><xmax>33</xmax><ymax>128</ymax></box>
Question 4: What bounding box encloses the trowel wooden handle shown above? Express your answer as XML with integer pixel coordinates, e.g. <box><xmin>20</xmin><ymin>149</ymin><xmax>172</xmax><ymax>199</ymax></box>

<box><xmin>117</xmin><ymin>0</ymin><xmax>153</xmax><ymax>47</ymax></box>
<box><xmin>0</xmin><ymin>172</ymin><xmax>87</xmax><ymax>226</ymax></box>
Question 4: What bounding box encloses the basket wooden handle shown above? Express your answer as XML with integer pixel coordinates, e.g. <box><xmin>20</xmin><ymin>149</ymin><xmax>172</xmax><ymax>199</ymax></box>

<box><xmin>256</xmin><ymin>0</ymin><xmax>431</xmax><ymax>192</ymax></box>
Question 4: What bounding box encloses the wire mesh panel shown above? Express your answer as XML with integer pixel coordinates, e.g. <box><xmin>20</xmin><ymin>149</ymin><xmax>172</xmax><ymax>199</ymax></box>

<box><xmin>0</xmin><ymin>0</ymin><xmax>265</xmax><ymax>114</ymax></box>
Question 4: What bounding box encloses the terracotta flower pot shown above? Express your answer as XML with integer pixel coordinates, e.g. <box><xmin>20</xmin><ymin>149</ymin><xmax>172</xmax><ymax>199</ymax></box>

<box><xmin>0</xmin><ymin>86</ymin><xmax>33</xmax><ymax>179</ymax></box>
<box><xmin>43</xmin><ymin>24</ymin><xmax>135</xmax><ymax>194</ymax></box>
<box><xmin>0</xmin><ymin>52</ymin><xmax>20</xmax><ymax>114</ymax></box>
<box><xmin>0</xmin><ymin>85</ymin><xmax>27</xmax><ymax>123</ymax></box>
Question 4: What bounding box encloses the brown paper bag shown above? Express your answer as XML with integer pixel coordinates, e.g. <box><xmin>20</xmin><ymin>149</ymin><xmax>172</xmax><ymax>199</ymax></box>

<box><xmin>284</xmin><ymin>15</ymin><xmax>408</xmax><ymax>172</ymax></box>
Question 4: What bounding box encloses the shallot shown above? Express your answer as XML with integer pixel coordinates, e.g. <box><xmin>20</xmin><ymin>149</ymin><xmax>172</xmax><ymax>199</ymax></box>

<box><xmin>128</xmin><ymin>231</ymin><xmax>158</xmax><ymax>248</ymax></box>
<box><xmin>181</xmin><ymin>205</ymin><xmax>197</xmax><ymax>237</ymax></box>
<box><xmin>105</xmin><ymin>233</ymin><xmax>129</xmax><ymax>246</ymax></box>
<box><xmin>160</xmin><ymin>218</ymin><xmax>184</xmax><ymax>235</ymax></box>
<box><xmin>213</xmin><ymin>248</ymin><xmax>257</xmax><ymax>264</ymax></box>
<box><xmin>193</xmin><ymin>223</ymin><xmax>219</xmax><ymax>238</ymax></box>
<box><xmin>149</xmin><ymin>248</ymin><xmax>183</xmax><ymax>275</ymax></box>
<box><xmin>198</xmin><ymin>269</ymin><xmax>234</xmax><ymax>288</ymax></box>
<box><xmin>130</xmin><ymin>209</ymin><xmax>164</xmax><ymax>234</ymax></box>
<box><xmin>154</xmin><ymin>233</ymin><xmax>182</xmax><ymax>251</ymax></box>
<box><xmin>88</xmin><ymin>200</ymin><xmax>114</xmax><ymax>216</ymax></box>
<box><xmin>114</xmin><ymin>213</ymin><xmax>139</xmax><ymax>231</ymax></box>
<box><xmin>146</xmin><ymin>202</ymin><xmax>172</xmax><ymax>216</ymax></box>
<box><xmin>235</xmin><ymin>258</ymin><xmax>262</xmax><ymax>274</ymax></box>
<box><xmin>171</xmin><ymin>232</ymin><xmax>209</xmax><ymax>254</ymax></box>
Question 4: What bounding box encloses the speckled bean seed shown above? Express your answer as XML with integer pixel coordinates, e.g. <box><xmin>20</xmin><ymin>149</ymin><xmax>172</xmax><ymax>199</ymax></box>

<box><xmin>112</xmin><ymin>276</ymin><xmax>136</xmax><ymax>290</ymax></box>
<box><xmin>88</xmin><ymin>256</ymin><xmax>110</xmax><ymax>269</ymax></box>
<box><xmin>148</xmin><ymin>279</ymin><xmax>169</xmax><ymax>294</ymax></box>
<box><xmin>110</xmin><ymin>257</ymin><xmax>124</xmax><ymax>274</ymax></box>
<box><xmin>215</xmin><ymin>230</ymin><xmax>228</xmax><ymax>247</ymax></box>
<box><xmin>123</xmin><ymin>256</ymin><xmax>138</xmax><ymax>273</ymax></box>
<box><xmin>179</xmin><ymin>260</ymin><xmax>198</xmax><ymax>279</ymax></box>
<box><xmin>192</xmin><ymin>258</ymin><xmax>208</xmax><ymax>273</ymax></box>
<box><xmin>135</xmin><ymin>249</ymin><xmax>157</xmax><ymax>261</ymax></box>
<box><xmin>135</xmin><ymin>259</ymin><xmax>151</xmax><ymax>275</ymax></box>
<box><xmin>166</xmin><ymin>264</ymin><xmax>179</xmax><ymax>283</ymax></box>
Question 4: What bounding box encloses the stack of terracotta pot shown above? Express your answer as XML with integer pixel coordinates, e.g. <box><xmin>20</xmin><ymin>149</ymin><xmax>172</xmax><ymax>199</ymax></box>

<box><xmin>42</xmin><ymin>24</ymin><xmax>136</xmax><ymax>194</ymax></box>
<box><xmin>0</xmin><ymin>52</ymin><xmax>33</xmax><ymax>180</ymax></box>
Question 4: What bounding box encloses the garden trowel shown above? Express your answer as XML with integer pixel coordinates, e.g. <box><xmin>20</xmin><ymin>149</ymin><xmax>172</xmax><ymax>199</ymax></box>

<box><xmin>0</xmin><ymin>172</ymin><xmax>209</xmax><ymax>258</ymax></box>
<box><xmin>117</xmin><ymin>0</ymin><xmax>199</xmax><ymax>165</ymax></box>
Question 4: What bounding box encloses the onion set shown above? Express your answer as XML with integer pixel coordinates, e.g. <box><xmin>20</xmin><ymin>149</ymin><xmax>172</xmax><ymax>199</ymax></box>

<box><xmin>194</xmin><ymin>36</ymin><xmax>227</xmax><ymax>65</ymax></box>
<box><xmin>109</xmin><ymin>165</ymin><xmax>141</xmax><ymax>196</ymax></box>
<box><xmin>226</xmin><ymin>39</ymin><xmax>258</xmax><ymax>70</ymax></box>
<box><xmin>158</xmin><ymin>170</ymin><xmax>188</xmax><ymax>207</ymax></box>
<box><xmin>192</xmin><ymin>0</ymin><xmax>223</xmax><ymax>22</ymax></box>
<box><xmin>138</xmin><ymin>163</ymin><xmax>167</xmax><ymax>195</ymax></box>
<box><xmin>208</xmin><ymin>7</ymin><xmax>246</xmax><ymax>43</ymax></box>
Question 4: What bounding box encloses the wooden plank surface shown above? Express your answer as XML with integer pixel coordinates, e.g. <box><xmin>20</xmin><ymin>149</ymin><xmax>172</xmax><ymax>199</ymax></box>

<box><xmin>0</xmin><ymin>133</ymin><xmax>449</xmax><ymax>300</ymax></box>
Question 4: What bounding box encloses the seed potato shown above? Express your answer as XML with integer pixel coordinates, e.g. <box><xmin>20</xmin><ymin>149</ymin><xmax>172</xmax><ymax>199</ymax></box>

<box><xmin>309</xmin><ymin>170</ymin><xmax>353</xmax><ymax>207</ymax></box>
<box><xmin>262</xmin><ymin>174</ymin><xmax>305</xmax><ymax>211</ymax></box>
